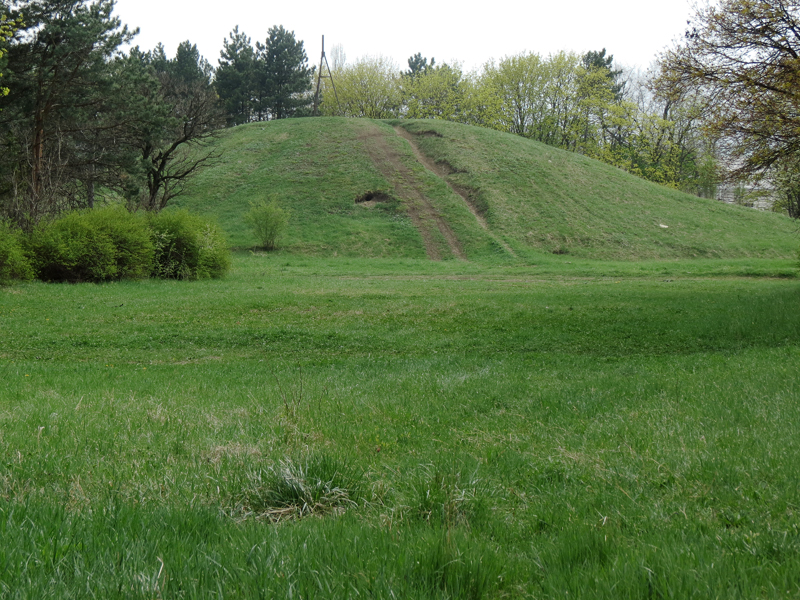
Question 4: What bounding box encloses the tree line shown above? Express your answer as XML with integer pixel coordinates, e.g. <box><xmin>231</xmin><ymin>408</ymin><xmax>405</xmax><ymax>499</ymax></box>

<box><xmin>1</xmin><ymin>0</ymin><xmax>797</xmax><ymax>230</ymax></box>
<box><xmin>315</xmin><ymin>50</ymin><xmax>717</xmax><ymax>198</ymax></box>
<box><xmin>0</xmin><ymin>0</ymin><xmax>313</xmax><ymax>229</ymax></box>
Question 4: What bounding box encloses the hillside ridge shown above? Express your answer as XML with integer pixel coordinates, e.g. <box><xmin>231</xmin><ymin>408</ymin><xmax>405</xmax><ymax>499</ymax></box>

<box><xmin>174</xmin><ymin>117</ymin><xmax>798</xmax><ymax>261</ymax></box>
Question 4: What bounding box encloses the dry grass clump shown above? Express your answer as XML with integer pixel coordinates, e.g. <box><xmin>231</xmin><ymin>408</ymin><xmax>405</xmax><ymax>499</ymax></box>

<box><xmin>236</xmin><ymin>454</ymin><xmax>363</xmax><ymax>522</ymax></box>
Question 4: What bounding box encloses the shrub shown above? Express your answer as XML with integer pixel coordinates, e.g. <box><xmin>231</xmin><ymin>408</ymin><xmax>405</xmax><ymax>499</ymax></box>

<box><xmin>29</xmin><ymin>206</ymin><xmax>154</xmax><ymax>283</ymax></box>
<box><xmin>245</xmin><ymin>199</ymin><xmax>290</xmax><ymax>251</ymax></box>
<box><xmin>82</xmin><ymin>206</ymin><xmax>154</xmax><ymax>279</ymax></box>
<box><xmin>0</xmin><ymin>221</ymin><xmax>34</xmax><ymax>284</ymax></box>
<box><xmin>148</xmin><ymin>210</ymin><xmax>230</xmax><ymax>279</ymax></box>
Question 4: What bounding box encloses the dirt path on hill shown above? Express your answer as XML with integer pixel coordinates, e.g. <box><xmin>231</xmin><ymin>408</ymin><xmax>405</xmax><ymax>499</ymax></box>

<box><xmin>393</xmin><ymin>126</ymin><xmax>517</xmax><ymax>258</ymax></box>
<box><xmin>359</xmin><ymin>124</ymin><xmax>465</xmax><ymax>260</ymax></box>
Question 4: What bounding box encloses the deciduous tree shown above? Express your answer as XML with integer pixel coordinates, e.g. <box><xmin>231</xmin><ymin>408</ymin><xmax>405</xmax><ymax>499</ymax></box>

<box><xmin>1</xmin><ymin>9</ymin><xmax>21</xmax><ymax>98</ymax></box>
<box><xmin>403</xmin><ymin>62</ymin><xmax>467</xmax><ymax>120</ymax></box>
<box><xmin>656</xmin><ymin>0</ymin><xmax>800</xmax><ymax>179</ymax></box>
<box><xmin>133</xmin><ymin>42</ymin><xmax>223</xmax><ymax>211</ymax></box>
<box><xmin>320</xmin><ymin>55</ymin><xmax>401</xmax><ymax>118</ymax></box>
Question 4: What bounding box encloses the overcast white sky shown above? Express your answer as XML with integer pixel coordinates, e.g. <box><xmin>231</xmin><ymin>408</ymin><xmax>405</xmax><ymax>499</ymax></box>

<box><xmin>113</xmin><ymin>0</ymin><xmax>693</xmax><ymax>73</ymax></box>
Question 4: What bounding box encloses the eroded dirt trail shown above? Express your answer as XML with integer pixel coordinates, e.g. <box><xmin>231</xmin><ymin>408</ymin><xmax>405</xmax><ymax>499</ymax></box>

<box><xmin>359</xmin><ymin>124</ymin><xmax>465</xmax><ymax>261</ymax></box>
<box><xmin>393</xmin><ymin>126</ymin><xmax>517</xmax><ymax>258</ymax></box>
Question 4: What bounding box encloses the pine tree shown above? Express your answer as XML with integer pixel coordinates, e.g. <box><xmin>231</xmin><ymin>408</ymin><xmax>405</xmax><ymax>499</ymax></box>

<box><xmin>0</xmin><ymin>0</ymin><xmax>136</xmax><ymax>225</ymax></box>
<box><xmin>254</xmin><ymin>25</ymin><xmax>312</xmax><ymax>120</ymax></box>
<box><xmin>216</xmin><ymin>26</ymin><xmax>255</xmax><ymax>126</ymax></box>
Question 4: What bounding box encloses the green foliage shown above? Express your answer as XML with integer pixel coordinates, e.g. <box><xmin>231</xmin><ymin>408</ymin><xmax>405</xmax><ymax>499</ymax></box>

<box><xmin>216</xmin><ymin>26</ymin><xmax>256</xmax><ymax>126</ymax></box>
<box><xmin>0</xmin><ymin>220</ymin><xmax>33</xmax><ymax>283</ymax></box>
<box><xmin>0</xmin><ymin>12</ymin><xmax>21</xmax><ymax>98</ymax></box>
<box><xmin>404</xmin><ymin>52</ymin><xmax>435</xmax><ymax>78</ymax></box>
<box><xmin>582</xmin><ymin>48</ymin><xmax>624</xmax><ymax>100</ymax></box>
<box><xmin>245</xmin><ymin>199</ymin><xmax>289</xmax><ymax>250</ymax></box>
<box><xmin>403</xmin><ymin>63</ymin><xmax>472</xmax><ymax>122</ymax></box>
<box><xmin>133</xmin><ymin>42</ymin><xmax>222</xmax><ymax>212</ymax></box>
<box><xmin>254</xmin><ymin>25</ymin><xmax>313</xmax><ymax>120</ymax></box>
<box><xmin>215</xmin><ymin>24</ymin><xmax>313</xmax><ymax>124</ymax></box>
<box><xmin>0</xmin><ymin>0</ymin><xmax>138</xmax><ymax>226</ymax></box>
<box><xmin>320</xmin><ymin>55</ymin><xmax>402</xmax><ymax>118</ymax></box>
<box><xmin>148</xmin><ymin>209</ymin><xmax>230</xmax><ymax>279</ymax></box>
<box><xmin>655</xmin><ymin>0</ymin><xmax>800</xmax><ymax>178</ymax></box>
<box><xmin>771</xmin><ymin>155</ymin><xmax>800</xmax><ymax>219</ymax></box>
<box><xmin>29</xmin><ymin>206</ymin><xmax>153</xmax><ymax>282</ymax></box>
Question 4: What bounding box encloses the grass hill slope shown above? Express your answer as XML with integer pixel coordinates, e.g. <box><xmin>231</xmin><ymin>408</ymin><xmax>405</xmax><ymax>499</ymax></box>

<box><xmin>175</xmin><ymin>117</ymin><xmax>798</xmax><ymax>261</ymax></box>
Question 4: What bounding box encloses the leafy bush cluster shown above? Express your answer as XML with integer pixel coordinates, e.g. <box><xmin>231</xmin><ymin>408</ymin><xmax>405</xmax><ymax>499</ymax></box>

<box><xmin>30</xmin><ymin>206</ymin><xmax>154</xmax><ymax>282</ymax></box>
<box><xmin>245</xmin><ymin>199</ymin><xmax>290</xmax><ymax>251</ymax></box>
<box><xmin>0</xmin><ymin>207</ymin><xmax>230</xmax><ymax>284</ymax></box>
<box><xmin>0</xmin><ymin>221</ymin><xmax>34</xmax><ymax>284</ymax></box>
<box><xmin>148</xmin><ymin>210</ymin><xmax>231</xmax><ymax>279</ymax></box>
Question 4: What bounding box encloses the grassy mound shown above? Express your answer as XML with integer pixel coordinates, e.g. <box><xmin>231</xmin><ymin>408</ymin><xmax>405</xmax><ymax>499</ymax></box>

<box><xmin>175</xmin><ymin>117</ymin><xmax>798</xmax><ymax>260</ymax></box>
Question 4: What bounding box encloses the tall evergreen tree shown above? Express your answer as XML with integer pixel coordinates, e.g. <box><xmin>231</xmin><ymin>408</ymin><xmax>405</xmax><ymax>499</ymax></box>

<box><xmin>170</xmin><ymin>40</ymin><xmax>213</xmax><ymax>85</ymax></box>
<box><xmin>0</xmin><ymin>0</ymin><xmax>136</xmax><ymax>226</ymax></box>
<box><xmin>404</xmin><ymin>52</ymin><xmax>434</xmax><ymax>78</ymax></box>
<box><xmin>254</xmin><ymin>25</ymin><xmax>312</xmax><ymax>120</ymax></box>
<box><xmin>216</xmin><ymin>26</ymin><xmax>255</xmax><ymax>126</ymax></box>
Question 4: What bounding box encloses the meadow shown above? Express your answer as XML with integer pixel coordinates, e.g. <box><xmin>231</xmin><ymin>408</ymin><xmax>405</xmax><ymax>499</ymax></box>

<box><xmin>2</xmin><ymin>252</ymin><xmax>799</xmax><ymax>598</ymax></box>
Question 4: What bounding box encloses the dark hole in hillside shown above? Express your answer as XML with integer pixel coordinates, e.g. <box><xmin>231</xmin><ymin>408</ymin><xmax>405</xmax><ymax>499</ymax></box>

<box><xmin>551</xmin><ymin>247</ymin><xmax>569</xmax><ymax>255</ymax></box>
<box><xmin>415</xmin><ymin>130</ymin><xmax>443</xmax><ymax>138</ymax></box>
<box><xmin>355</xmin><ymin>191</ymin><xmax>391</xmax><ymax>204</ymax></box>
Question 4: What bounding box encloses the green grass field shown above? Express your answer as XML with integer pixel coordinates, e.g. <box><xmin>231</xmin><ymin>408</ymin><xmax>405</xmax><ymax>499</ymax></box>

<box><xmin>2</xmin><ymin>252</ymin><xmax>799</xmax><ymax>598</ymax></box>
<box><xmin>3</xmin><ymin>117</ymin><xmax>800</xmax><ymax>597</ymax></box>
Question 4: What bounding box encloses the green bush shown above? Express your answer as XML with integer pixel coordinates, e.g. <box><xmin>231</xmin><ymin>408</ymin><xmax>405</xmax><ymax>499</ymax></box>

<box><xmin>245</xmin><ymin>199</ymin><xmax>290</xmax><ymax>251</ymax></box>
<box><xmin>0</xmin><ymin>221</ymin><xmax>34</xmax><ymax>284</ymax></box>
<box><xmin>30</xmin><ymin>206</ymin><xmax>154</xmax><ymax>282</ymax></box>
<box><xmin>83</xmin><ymin>206</ymin><xmax>154</xmax><ymax>279</ymax></box>
<box><xmin>148</xmin><ymin>210</ymin><xmax>230</xmax><ymax>279</ymax></box>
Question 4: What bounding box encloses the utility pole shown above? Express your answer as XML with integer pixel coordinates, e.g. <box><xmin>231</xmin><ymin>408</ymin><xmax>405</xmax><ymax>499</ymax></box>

<box><xmin>313</xmin><ymin>35</ymin><xmax>340</xmax><ymax>116</ymax></box>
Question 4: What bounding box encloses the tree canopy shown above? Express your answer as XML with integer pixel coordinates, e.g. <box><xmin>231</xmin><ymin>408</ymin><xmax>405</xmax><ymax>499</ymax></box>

<box><xmin>216</xmin><ymin>26</ymin><xmax>255</xmax><ymax>126</ymax></box>
<box><xmin>0</xmin><ymin>1</ymin><xmax>223</xmax><ymax>225</ymax></box>
<box><xmin>656</xmin><ymin>0</ymin><xmax>800</xmax><ymax>179</ymax></box>
<box><xmin>254</xmin><ymin>25</ymin><xmax>312</xmax><ymax>120</ymax></box>
<box><xmin>215</xmin><ymin>25</ymin><xmax>313</xmax><ymax>124</ymax></box>
<box><xmin>1</xmin><ymin>10</ymin><xmax>21</xmax><ymax>98</ymax></box>
<box><xmin>0</xmin><ymin>0</ymin><xmax>137</xmax><ymax>224</ymax></box>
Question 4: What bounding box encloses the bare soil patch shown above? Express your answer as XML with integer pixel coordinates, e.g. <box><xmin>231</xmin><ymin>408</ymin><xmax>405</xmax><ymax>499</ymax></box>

<box><xmin>355</xmin><ymin>191</ymin><xmax>392</xmax><ymax>208</ymax></box>
<box><xmin>394</xmin><ymin>126</ymin><xmax>517</xmax><ymax>258</ymax></box>
<box><xmin>359</xmin><ymin>124</ymin><xmax>465</xmax><ymax>260</ymax></box>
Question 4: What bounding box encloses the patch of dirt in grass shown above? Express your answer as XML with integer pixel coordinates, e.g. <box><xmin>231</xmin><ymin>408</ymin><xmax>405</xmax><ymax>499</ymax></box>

<box><xmin>359</xmin><ymin>124</ymin><xmax>464</xmax><ymax>260</ymax></box>
<box><xmin>355</xmin><ymin>190</ymin><xmax>392</xmax><ymax>208</ymax></box>
<box><xmin>395</xmin><ymin>126</ymin><xmax>517</xmax><ymax>258</ymax></box>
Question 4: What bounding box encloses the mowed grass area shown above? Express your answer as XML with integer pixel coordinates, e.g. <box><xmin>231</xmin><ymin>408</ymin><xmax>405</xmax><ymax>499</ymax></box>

<box><xmin>1</xmin><ymin>253</ymin><xmax>799</xmax><ymax>597</ymax></box>
<box><xmin>391</xmin><ymin>119</ymin><xmax>798</xmax><ymax>260</ymax></box>
<box><xmin>174</xmin><ymin>117</ymin><xmax>799</xmax><ymax>261</ymax></box>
